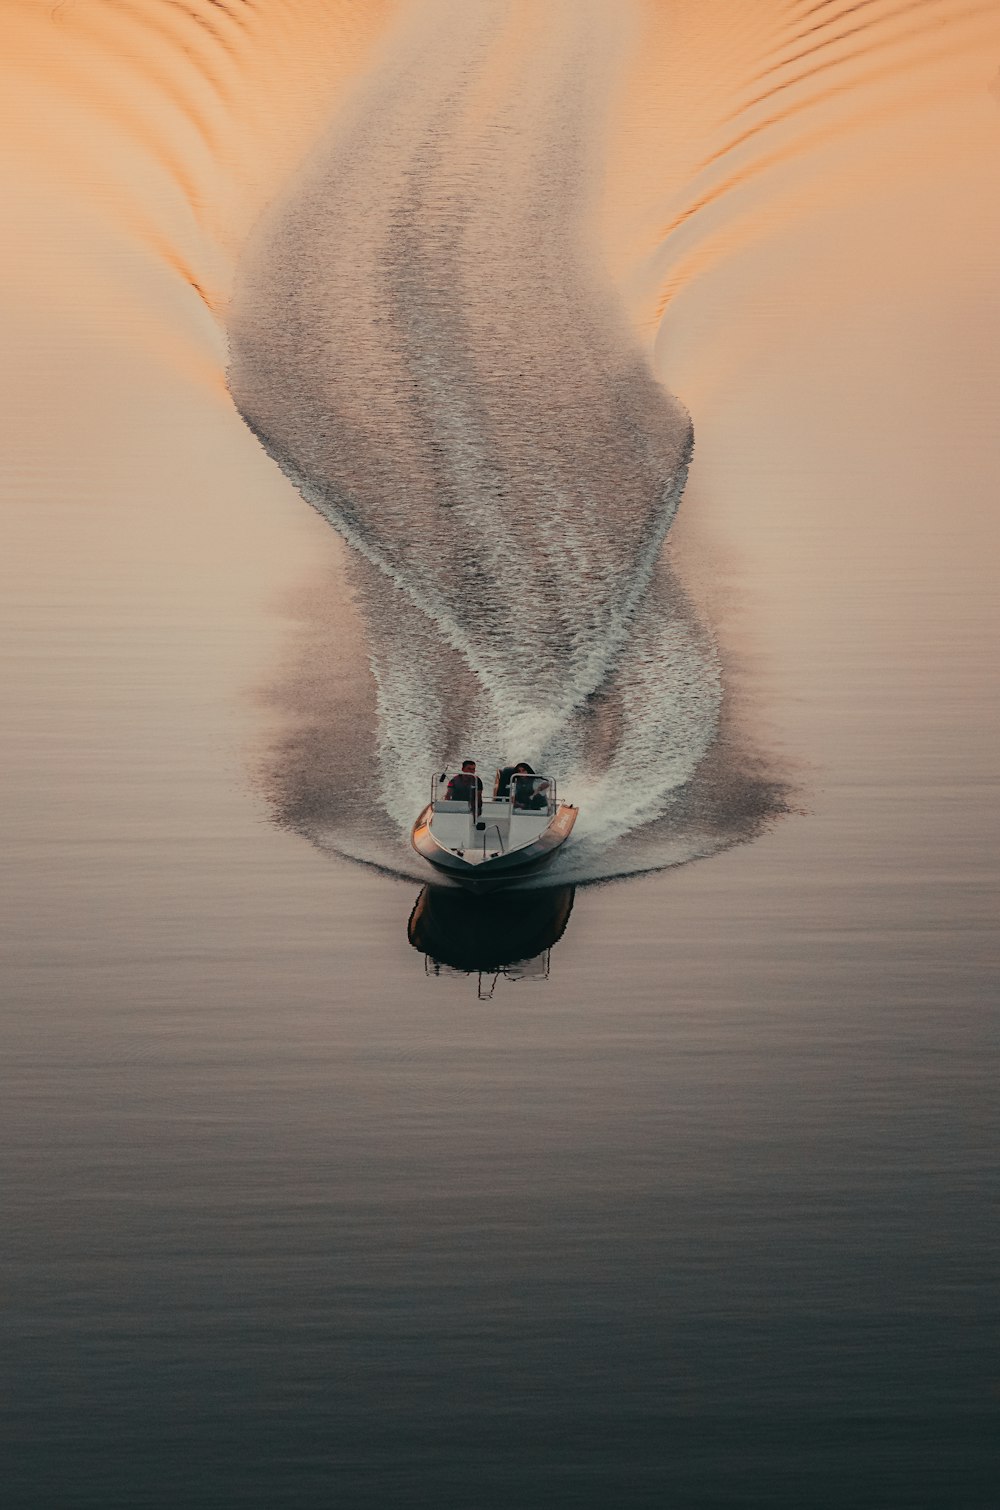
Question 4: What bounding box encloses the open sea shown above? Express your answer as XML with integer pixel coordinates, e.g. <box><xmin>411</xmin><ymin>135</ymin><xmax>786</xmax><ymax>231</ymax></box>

<box><xmin>2</xmin><ymin>2</ymin><xmax>998</xmax><ymax>1505</ymax></box>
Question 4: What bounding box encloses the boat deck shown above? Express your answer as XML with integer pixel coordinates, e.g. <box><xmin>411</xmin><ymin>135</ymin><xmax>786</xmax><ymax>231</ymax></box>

<box><xmin>429</xmin><ymin>799</ymin><xmax>552</xmax><ymax>865</ymax></box>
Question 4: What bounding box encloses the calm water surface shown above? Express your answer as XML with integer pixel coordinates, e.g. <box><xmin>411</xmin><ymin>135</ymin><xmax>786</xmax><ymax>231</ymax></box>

<box><xmin>2</xmin><ymin>1</ymin><xmax>998</xmax><ymax>1505</ymax></box>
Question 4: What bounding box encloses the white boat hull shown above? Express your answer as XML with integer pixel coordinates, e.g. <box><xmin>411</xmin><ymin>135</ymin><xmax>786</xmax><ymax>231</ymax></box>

<box><xmin>411</xmin><ymin>800</ymin><xmax>577</xmax><ymax>886</ymax></box>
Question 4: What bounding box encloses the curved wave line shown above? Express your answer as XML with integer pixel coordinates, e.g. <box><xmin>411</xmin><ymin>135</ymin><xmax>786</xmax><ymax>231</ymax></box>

<box><xmin>650</xmin><ymin>51</ymin><xmax>986</xmax><ymax>324</ymax></box>
<box><xmin>728</xmin><ymin>0</ymin><xmax>995</xmax><ymax>120</ymax></box>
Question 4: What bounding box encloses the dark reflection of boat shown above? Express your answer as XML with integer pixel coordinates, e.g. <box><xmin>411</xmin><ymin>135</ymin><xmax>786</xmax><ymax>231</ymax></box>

<box><xmin>407</xmin><ymin>884</ymin><xmax>575</xmax><ymax>979</ymax></box>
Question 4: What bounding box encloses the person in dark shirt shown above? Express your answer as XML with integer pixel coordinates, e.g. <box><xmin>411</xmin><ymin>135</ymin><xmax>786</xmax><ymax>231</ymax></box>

<box><xmin>496</xmin><ymin>761</ymin><xmax>534</xmax><ymax>799</ymax></box>
<box><xmin>446</xmin><ymin>759</ymin><xmax>483</xmax><ymax>815</ymax></box>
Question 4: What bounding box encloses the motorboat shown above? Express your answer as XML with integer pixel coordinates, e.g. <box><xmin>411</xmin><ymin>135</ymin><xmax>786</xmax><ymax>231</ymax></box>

<box><xmin>411</xmin><ymin>766</ymin><xmax>577</xmax><ymax>886</ymax></box>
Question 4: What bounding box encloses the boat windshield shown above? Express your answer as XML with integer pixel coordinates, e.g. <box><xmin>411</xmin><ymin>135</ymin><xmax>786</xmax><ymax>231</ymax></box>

<box><xmin>510</xmin><ymin>773</ymin><xmax>555</xmax><ymax>816</ymax></box>
<box><xmin>429</xmin><ymin>768</ymin><xmax>555</xmax><ymax>816</ymax></box>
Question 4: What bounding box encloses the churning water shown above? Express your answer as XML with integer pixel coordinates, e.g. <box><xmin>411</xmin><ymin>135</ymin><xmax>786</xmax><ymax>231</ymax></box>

<box><xmin>228</xmin><ymin>1</ymin><xmax>786</xmax><ymax>883</ymax></box>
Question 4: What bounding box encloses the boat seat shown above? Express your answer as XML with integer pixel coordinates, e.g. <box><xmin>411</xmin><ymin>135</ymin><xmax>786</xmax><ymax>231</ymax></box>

<box><xmin>433</xmin><ymin>799</ymin><xmax>471</xmax><ymax>813</ymax></box>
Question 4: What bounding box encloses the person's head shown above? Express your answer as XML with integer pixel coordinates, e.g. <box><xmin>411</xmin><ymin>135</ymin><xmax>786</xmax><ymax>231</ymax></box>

<box><xmin>513</xmin><ymin>762</ymin><xmax>531</xmax><ymax>774</ymax></box>
<box><xmin>461</xmin><ymin>759</ymin><xmax>476</xmax><ymax>773</ymax></box>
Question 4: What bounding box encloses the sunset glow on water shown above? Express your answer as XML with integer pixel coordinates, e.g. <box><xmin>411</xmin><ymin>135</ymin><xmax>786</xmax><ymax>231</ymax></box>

<box><xmin>2</xmin><ymin>3</ymin><xmax>998</xmax><ymax>1505</ymax></box>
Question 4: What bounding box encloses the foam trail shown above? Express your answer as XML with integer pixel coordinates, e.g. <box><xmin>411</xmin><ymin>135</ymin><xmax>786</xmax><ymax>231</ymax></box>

<box><xmin>230</xmin><ymin>0</ymin><xmax>780</xmax><ymax>881</ymax></box>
